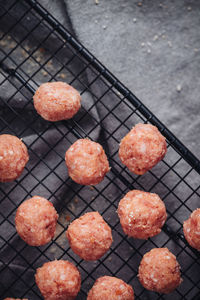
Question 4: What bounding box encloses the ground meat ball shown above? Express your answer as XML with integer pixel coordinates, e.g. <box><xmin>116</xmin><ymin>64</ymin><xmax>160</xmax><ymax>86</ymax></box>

<box><xmin>0</xmin><ymin>134</ymin><xmax>29</xmax><ymax>182</ymax></box>
<box><xmin>66</xmin><ymin>212</ymin><xmax>113</xmax><ymax>261</ymax></box>
<box><xmin>33</xmin><ymin>82</ymin><xmax>81</xmax><ymax>121</ymax></box>
<box><xmin>87</xmin><ymin>276</ymin><xmax>134</xmax><ymax>300</ymax></box>
<box><xmin>15</xmin><ymin>196</ymin><xmax>58</xmax><ymax>246</ymax></box>
<box><xmin>65</xmin><ymin>139</ymin><xmax>110</xmax><ymax>185</ymax></box>
<box><xmin>118</xmin><ymin>190</ymin><xmax>167</xmax><ymax>239</ymax></box>
<box><xmin>183</xmin><ymin>208</ymin><xmax>200</xmax><ymax>250</ymax></box>
<box><xmin>138</xmin><ymin>248</ymin><xmax>182</xmax><ymax>294</ymax></box>
<box><xmin>119</xmin><ymin>123</ymin><xmax>167</xmax><ymax>175</ymax></box>
<box><xmin>35</xmin><ymin>260</ymin><xmax>81</xmax><ymax>300</ymax></box>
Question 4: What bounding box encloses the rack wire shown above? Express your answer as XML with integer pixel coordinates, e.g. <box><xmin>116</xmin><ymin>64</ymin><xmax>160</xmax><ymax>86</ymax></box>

<box><xmin>0</xmin><ymin>0</ymin><xmax>200</xmax><ymax>299</ymax></box>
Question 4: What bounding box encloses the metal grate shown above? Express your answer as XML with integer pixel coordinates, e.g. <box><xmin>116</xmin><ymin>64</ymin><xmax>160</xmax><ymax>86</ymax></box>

<box><xmin>0</xmin><ymin>0</ymin><xmax>200</xmax><ymax>299</ymax></box>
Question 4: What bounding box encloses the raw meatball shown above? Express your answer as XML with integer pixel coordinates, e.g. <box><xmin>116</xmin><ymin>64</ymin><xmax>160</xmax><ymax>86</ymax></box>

<box><xmin>138</xmin><ymin>248</ymin><xmax>182</xmax><ymax>294</ymax></box>
<box><xmin>15</xmin><ymin>196</ymin><xmax>58</xmax><ymax>246</ymax></box>
<box><xmin>87</xmin><ymin>276</ymin><xmax>134</xmax><ymax>300</ymax></box>
<box><xmin>183</xmin><ymin>208</ymin><xmax>200</xmax><ymax>250</ymax></box>
<box><xmin>65</xmin><ymin>139</ymin><xmax>110</xmax><ymax>185</ymax></box>
<box><xmin>118</xmin><ymin>190</ymin><xmax>167</xmax><ymax>239</ymax></box>
<box><xmin>35</xmin><ymin>260</ymin><xmax>81</xmax><ymax>300</ymax></box>
<box><xmin>66</xmin><ymin>212</ymin><xmax>112</xmax><ymax>261</ymax></box>
<box><xmin>119</xmin><ymin>123</ymin><xmax>167</xmax><ymax>175</ymax></box>
<box><xmin>33</xmin><ymin>81</ymin><xmax>81</xmax><ymax>121</ymax></box>
<box><xmin>0</xmin><ymin>134</ymin><xmax>29</xmax><ymax>182</ymax></box>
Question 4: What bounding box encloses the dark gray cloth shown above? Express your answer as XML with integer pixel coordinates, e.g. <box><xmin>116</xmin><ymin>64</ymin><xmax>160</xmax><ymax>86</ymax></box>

<box><xmin>0</xmin><ymin>0</ymin><xmax>200</xmax><ymax>299</ymax></box>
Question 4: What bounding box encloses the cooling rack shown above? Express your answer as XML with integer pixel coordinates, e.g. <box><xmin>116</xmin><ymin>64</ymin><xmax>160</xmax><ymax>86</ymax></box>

<box><xmin>0</xmin><ymin>0</ymin><xmax>200</xmax><ymax>299</ymax></box>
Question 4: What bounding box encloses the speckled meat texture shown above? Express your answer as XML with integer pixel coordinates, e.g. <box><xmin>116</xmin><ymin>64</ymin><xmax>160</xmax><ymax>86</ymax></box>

<box><xmin>183</xmin><ymin>208</ymin><xmax>200</xmax><ymax>250</ymax></box>
<box><xmin>66</xmin><ymin>212</ymin><xmax>113</xmax><ymax>261</ymax></box>
<box><xmin>65</xmin><ymin>139</ymin><xmax>110</xmax><ymax>185</ymax></box>
<box><xmin>118</xmin><ymin>190</ymin><xmax>167</xmax><ymax>239</ymax></box>
<box><xmin>35</xmin><ymin>260</ymin><xmax>81</xmax><ymax>300</ymax></box>
<box><xmin>138</xmin><ymin>248</ymin><xmax>182</xmax><ymax>294</ymax></box>
<box><xmin>0</xmin><ymin>134</ymin><xmax>29</xmax><ymax>182</ymax></box>
<box><xmin>33</xmin><ymin>81</ymin><xmax>81</xmax><ymax>121</ymax></box>
<box><xmin>15</xmin><ymin>196</ymin><xmax>58</xmax><ymax>246</ymax></box>
<box><xmin>119</xmin><ymin>123</ymin><xmax>167</xmax><ymax>175</ymax></box>
<box><xmin>87</xmin><ymin>276</ymin><xmax>134</xmax><ymax>300</ymax></box>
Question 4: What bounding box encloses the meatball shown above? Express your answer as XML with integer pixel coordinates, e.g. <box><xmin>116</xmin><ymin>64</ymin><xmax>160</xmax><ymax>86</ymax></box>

<box><xmin>0</xmin><ymin>134</ymin><xmax>29</xmax><ymax>182</ymax></box>
<box><xmin>87</xmin><ymin>276</ymin><xmax>134</xmax><ymax>300</ymax></box>
<box><xmin>15</xmin><ymin>196</ymin><xmax>58</xmax><ymax>246</ymax></box>
<box><xmin>119</xmin><ymin>123</ymin><xmax>167</xmax><ymax>175</ymax></box>
<box><xmin>65</xmin><ymin>139</ymin><xmax>110</xmax><ymax>185</ymax></box>
<box><xmin>118</xmin><ymin>190</ymin><xmax>167</xmax><ymax>239</ymax></box>
<box><xmin>33</xmin><ymin>82</ymin><xmax>81</xmax><ymax>121</ymax></box>
<box><xmin>138</xmin><ymin>248</ymin><xmax>182</xmax><ymax>294</ymax></box>
<box><xmin>66</xmin><ymin>212</ymin><xmax>112</xmax><ymax>261</ymax></box>
<box><xmin>183</xmin><ymin>208</ymin><xmax>200</xmax><ymax>250</ymax></box>
<box><xmin>35</xmin><ymin>260</ymin><xmax>81</xmax><ymax>300</ymax></box>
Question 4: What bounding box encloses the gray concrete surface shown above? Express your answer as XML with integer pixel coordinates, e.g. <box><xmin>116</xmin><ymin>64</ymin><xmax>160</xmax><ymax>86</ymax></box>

<box><xmin>66</xmin><ymin>0</ymin><xmax>200</xmax><ymax>157</ymax></box>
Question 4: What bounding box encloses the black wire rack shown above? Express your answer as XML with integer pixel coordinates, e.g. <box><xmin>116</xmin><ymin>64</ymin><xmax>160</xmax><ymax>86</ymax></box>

<box><xmin>0</xmin><ymin>0</ymin><xmax>200</xmax><ymax>299</ymax></box>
